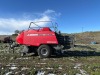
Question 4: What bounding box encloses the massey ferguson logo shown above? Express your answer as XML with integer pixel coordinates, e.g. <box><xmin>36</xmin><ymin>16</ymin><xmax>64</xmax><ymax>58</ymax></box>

<box><xmin>27</xmin><ymin>34</ymin><xmax>55</xmax><ymax>36</ymax></box>
<box><xmin>27</xmin><ymin>34</ymin><xmax>38</xmax><ymax>36</ymax></box>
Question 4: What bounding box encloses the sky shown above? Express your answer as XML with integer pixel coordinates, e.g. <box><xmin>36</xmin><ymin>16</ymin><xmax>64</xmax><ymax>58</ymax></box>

<box><xmin>0</xmin><ymin>0</ymin><xmax>100</xmax><ymax>34</ymax></box>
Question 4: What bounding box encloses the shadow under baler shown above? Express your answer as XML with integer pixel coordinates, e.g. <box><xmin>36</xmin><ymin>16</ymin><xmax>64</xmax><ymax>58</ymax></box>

<box><xmin>53</xmin><ymin>45</ymin><xmax>100</xmax><ymax>58</ymax></box>
<box><xmin>62</xmin><ymin>50</ymin><xmax>100</xmax><ymax>57</ymax></box>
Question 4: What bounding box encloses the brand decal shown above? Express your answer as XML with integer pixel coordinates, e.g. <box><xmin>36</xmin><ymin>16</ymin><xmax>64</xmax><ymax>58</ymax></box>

<box><xmin>27</xmin><ymin>34</ymin><xmax>55</xmax><ymax>36</ymax></box>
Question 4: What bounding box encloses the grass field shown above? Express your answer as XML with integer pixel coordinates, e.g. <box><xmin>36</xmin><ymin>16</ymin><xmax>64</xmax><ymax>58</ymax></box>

<box><xmin>0</xmin><ymin>43</ymin><xmax>100</xmax><ymax>75</ymax></box>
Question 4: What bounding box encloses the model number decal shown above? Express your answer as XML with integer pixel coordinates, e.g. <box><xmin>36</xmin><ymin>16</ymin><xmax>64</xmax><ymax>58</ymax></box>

<box><xmin>47</xmin><ymin>41</ymin><xmax>57</xmax><ymax>43</ymax></box>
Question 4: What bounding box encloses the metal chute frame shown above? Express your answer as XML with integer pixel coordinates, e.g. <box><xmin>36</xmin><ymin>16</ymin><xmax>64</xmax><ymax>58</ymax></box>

<box><xmin>28</xmin><ymin>21</ymin><xmax>59</xmax><ymax>32</ymax></box>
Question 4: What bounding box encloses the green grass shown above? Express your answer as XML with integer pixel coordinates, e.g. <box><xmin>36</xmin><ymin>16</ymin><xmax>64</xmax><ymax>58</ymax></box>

<box><xmin>0</xmin><ymin>43</ymin><xmax>100</xmax><ymax>75</ymax></box>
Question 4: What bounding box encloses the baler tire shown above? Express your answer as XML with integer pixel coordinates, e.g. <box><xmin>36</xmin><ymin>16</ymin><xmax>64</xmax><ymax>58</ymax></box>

<box><xmin>38</xmin><ymin>45</ymin><xmax>51</xmax><ymax>58</ymax></box>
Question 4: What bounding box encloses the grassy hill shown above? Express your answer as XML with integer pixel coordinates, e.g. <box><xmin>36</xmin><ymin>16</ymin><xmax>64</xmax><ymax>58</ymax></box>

<box><xmin>74</xmin><ymin>31</ymin><xmax>100</xmax><ymax>44</ymax></box>
<box><xmin>0</xmin><ymin>34</ymin><xmax>17</xmax><ymax>42</ymax></box>
<box><xmin>0</xmin><ymin>31</ymin><xmax>100</xmax><ymax>44</ymax></box>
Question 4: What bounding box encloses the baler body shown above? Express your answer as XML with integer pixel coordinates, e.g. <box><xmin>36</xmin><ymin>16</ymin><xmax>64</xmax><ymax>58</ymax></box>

<box><xmin>16</xmin><ymin>27</ymin><xmax>58</xmax><ymax>46</ymax></box>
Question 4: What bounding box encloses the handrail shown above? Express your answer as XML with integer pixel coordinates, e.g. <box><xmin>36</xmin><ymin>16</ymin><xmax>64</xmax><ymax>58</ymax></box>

<box><xmin>28</xmin><ymin>21</ymin><xmax>58</xmax><ymax>31</ymax></box>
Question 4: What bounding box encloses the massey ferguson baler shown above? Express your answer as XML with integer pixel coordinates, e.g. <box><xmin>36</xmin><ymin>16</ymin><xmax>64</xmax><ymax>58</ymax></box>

<box><xmin>16</xmin><ymin>21</ymin><xmax>74</xmax><ymax>58</ymax></box>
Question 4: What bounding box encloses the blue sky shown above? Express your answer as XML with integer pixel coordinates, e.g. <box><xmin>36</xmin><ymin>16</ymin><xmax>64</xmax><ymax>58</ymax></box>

<box><xmin>0</xmin><ymin>0</ymin><xmax>100</xmax><ymax>34</ymax></box>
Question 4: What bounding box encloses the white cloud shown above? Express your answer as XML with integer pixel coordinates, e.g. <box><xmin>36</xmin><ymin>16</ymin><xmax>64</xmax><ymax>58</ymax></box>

<box><xmin>43</xmin><ymin>9</ymin><xmax>55</xmax><ymax>15</ymax></box>
<box><xmin>0</xmin><ymin>10</ymin><xmax>61</xmax><ymax>35</ymax></box>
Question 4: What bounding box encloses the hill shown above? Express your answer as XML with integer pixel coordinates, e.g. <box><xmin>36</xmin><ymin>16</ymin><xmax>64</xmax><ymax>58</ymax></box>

<box><xmin>0</xmin><ymin>31</ymin><xmax>100</xmax><ymax>44</ymax></box>
<box><xmin>74</xmin><ymin>31</ymin><xmax>100</xmax><ymax>44</ymax></box>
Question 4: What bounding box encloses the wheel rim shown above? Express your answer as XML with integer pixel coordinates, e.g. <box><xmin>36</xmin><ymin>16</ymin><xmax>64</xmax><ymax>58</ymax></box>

<box><xmin>41</xmin><ymin>48</ymin><xmax>48</xmax><ymax>56</ymax></box>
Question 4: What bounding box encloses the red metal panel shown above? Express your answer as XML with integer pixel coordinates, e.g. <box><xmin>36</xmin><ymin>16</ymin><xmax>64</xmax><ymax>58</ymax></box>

<box><xmin>16</xmin><ymin>28</ymin><xmax>58</xmax><ymax>46</ymax></box>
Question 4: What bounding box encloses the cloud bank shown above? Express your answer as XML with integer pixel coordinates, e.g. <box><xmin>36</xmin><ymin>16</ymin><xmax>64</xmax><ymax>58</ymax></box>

<box><xmin>0</xmin><ymin>10</ymin><xmax>61</xmax><ymax>35</ymax></box>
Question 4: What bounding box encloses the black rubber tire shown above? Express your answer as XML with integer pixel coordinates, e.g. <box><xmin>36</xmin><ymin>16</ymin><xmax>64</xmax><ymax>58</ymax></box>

<box><xmin>37</xmin><ymin>45</ymin><xmax>51</xmax><ymax>58</ymax></box>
